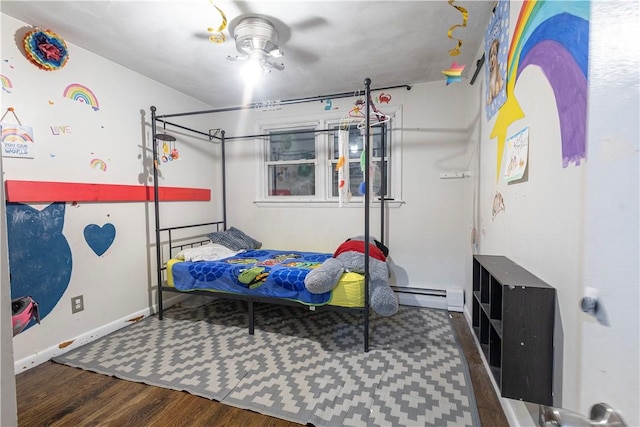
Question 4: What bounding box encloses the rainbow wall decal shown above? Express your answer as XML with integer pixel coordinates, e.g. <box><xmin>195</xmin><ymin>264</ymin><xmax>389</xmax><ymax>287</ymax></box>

<box><xmin>490</xmin><ymin>0</ymin><xmax>590</xmax><ymax>179</ymax></box>
<box><xmin>90</xmin><ymin>158</ymin><xmax>107</xmax><ymax>171</ymax></box>
<box><xmin>0</xmin><ymin>74</ymin><xmax>12</xmax><ymax>93</ymax></box>
<box><xmin>63</xmin><ymin>83</ymin><xmax>100</xmax><ymax>111</ymax></box>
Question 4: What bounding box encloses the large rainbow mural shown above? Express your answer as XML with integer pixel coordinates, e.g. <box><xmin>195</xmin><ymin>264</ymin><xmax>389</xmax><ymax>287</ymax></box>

<box><xmin>63</xmin><ymin>83</ymin><xmax>100</xmax><ymax>111</ymax></box>
<box><xmin>490</xmin><ymin>0</ymin><xmax>590</xmax><ymax>180</ymax></box>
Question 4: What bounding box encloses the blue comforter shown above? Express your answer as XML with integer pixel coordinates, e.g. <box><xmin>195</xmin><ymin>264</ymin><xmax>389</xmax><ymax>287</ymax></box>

<box><xmin>170</xmin><ymin>249</ymin><xmax>333</xmax><ymax>305</ymax></box>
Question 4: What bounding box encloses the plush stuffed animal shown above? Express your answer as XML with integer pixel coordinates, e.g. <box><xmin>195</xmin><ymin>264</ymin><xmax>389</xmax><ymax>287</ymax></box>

<box><xmin>304</xmin><ymin>237</ymin><xmax>398</xmax><ymax>317</ymax></box>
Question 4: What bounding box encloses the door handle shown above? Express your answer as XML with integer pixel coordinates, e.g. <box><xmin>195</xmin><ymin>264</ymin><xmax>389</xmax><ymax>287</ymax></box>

<box><xmin>539</xmin><ymin>402</ymin><xmax>627</xmax><ymax>427</ymax></box>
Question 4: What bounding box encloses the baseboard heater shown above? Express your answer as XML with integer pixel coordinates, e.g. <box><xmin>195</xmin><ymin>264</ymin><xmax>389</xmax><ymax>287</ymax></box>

<box><xmin>391</xmin><ymin>286</ymin><xmax>464</xmax><ymax>312</ymax></box>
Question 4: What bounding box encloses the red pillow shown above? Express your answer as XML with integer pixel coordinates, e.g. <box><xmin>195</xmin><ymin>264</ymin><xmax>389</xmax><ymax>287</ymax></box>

<box><xmin>333</xmin><ymin>240</ymin><xmax>386</xmax><ymax>262</ymax></box>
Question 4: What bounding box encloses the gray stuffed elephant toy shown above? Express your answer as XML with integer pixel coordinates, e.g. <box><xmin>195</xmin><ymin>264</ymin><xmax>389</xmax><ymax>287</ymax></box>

<box><xmin>304</xmin><ymin>237</ymin><xmax>398</xmax><ymax>317</ymax></box>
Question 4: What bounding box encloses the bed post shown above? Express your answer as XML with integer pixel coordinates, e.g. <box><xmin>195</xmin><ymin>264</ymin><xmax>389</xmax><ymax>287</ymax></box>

<box><xmin>363</xmin><ymin>78</ymin><xmax>371</xmax><ymax>353</ymax></box>
<box><xmin>151</xmin><ymin>106</ymin><xmax>164</xmax><ymax>320</ymax></box>
<box><xmin>221</xmin><ymin>130</ymin><xmax>227</xmax><ymax>230</ymax></box>
<box><xmin>248</xmin><ymin>300</ymin><xmax>255</xmax><ymax>335</ymax></box>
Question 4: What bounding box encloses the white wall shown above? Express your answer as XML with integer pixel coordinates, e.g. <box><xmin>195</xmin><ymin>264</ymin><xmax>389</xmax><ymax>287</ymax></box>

<box><xmin>1</xmin><ymin>13</ymin><xmax>219</xmax><ymax>371</ymax></box>
<box><xmin>470</xmin><ymin>1</ymin><xmax>639</xmax><ymax>425</ymax></box>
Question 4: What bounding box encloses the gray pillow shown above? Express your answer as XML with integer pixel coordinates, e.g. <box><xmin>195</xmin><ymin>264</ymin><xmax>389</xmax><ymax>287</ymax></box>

<box><xmin>228</xmin><ymin>227</ymin><xmax>262</xmax><ymax>249</ymax></box>
<box><xmin>207</xmin><ymin>230</ymin><xmax>245</xmax><ymax>251</ymax></box>
<box><xmin>207</xmin><ymin>227</ymin><xmax>262</xmax><ymax>251</ymax></box>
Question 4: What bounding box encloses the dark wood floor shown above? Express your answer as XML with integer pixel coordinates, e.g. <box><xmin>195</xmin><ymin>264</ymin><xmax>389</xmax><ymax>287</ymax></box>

<box><xmin>449</xmin><ymin>312</ymin><xmax>510</xmax><ymax>427</ymax></box>
<box><xmin>16</xmin><ymin>312</ymin><xmax>509</xmax><ymax>427</ymax></box>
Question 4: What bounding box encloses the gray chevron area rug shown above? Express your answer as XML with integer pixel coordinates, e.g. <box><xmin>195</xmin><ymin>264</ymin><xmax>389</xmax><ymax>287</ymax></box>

<box><xmin>53</xmin><ymin>299</ymin><xmax>479</xmax><ymax>427</ymax></box>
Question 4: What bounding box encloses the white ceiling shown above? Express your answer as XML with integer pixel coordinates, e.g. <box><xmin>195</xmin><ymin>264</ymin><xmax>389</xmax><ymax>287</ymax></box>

<box><xmin>1</xmin><ymin>1</ymin><xmax>495</xmax><ymax>108</ymax></box>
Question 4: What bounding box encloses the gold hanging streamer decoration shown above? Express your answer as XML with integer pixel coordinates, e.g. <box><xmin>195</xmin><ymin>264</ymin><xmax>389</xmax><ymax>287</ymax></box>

<box><xmin>446</xmin><ymin>0</ymin><xmax>468</xmax><ymax>57</ymax></box>
<box><xmin>207</xmin><ymin>1</ymin><xmax>228</xmax><ymax>44</ymax></box>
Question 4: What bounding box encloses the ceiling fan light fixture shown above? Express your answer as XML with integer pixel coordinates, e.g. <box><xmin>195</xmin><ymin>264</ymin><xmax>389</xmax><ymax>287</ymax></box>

<box><xmin>228</xmin><ymin>16</ymin><xmax>285</xmax><ymax>74</ymax></box>
<box><xmin>269</xmin><ymin>48</ymin><xmax>283</xmax><ymax>58</ymax></box>
<box><xmin>240</xmin><ymin>52</ymin><xmax>271</xmax><ymax>86</ymax></box>
<box><xmin>241</xmin><ymin>58</ymin><xmax>264</xmax><ymax>85</ymax></box>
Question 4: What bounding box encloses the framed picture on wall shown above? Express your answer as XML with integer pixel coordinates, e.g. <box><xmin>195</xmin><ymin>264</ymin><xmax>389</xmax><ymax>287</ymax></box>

<box><xmin>1</xmin><ymin>123</ymin><xmax>35</xmax><ymax>158</ymax></box>
<box><xmin>485</xmin><ymin>0</ymin><xmax>509</xmax><ymax>120</ymax></box>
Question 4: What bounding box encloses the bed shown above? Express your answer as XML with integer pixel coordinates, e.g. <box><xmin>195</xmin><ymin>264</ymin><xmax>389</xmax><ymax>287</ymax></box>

<box><xmin>151</xmin><ymin>78</ymin><xmax>392</xmax><ymax>351</ymax></box>
<box><xmin>166</xmin><ymin>246</ymin><xmax>365</xmax><ymax>308</ymax></box>
<box><xmin>157</xmin><ymin>224</ymin><xmax>370</xmax><ymax>336</ymax></box>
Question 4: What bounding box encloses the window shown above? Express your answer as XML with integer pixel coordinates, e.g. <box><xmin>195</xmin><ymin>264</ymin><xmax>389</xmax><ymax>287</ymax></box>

<box><xmin>266</xmin><ymin>128</ymin><xmax>317</xmax><ymax>196</ymax></box>
<box><xmin>259</xmin><ymin>110</ymin><xmax>400</xmax><ymax>204</ymax></box>
<box><xmin>328</xmin><ymin>123</ymin><xmax>390</xmax><ymax>199</ymax></box>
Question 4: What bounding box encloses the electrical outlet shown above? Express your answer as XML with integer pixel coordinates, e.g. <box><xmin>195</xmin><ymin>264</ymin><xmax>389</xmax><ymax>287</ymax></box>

<box><xmin>71</xmin><ymin>295</ymin><xmax>84</xmax><ymax>314</ymax></box>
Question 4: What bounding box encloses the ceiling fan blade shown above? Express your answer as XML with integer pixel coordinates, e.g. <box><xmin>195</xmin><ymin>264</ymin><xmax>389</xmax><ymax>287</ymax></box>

<box><xmin>290</xmin><ymin>16</ymin><xmax>329</xmax><ymax>31</ymax></box>
<box><xmin>192</xmin><ymin>31</ymin><xmax>212</xmax><ymax>41</ymax></box>
<box><xmin>285</xmin><ymin>45</ymin><xmax>320</xmax><ymax>64</ymax></box>
<box><xmin>230</xmin><ymin>0</ymin><xmax>253</xmax><ymax>16</ymax></box>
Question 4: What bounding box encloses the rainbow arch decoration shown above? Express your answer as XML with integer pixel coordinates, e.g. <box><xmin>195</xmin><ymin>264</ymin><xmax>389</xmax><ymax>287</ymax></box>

<box><xmin>90</xmin><ymin>158</ymin><xmax>107</xmax><ymax>171</ymax></box>
<box><xmin>0</xmin><ymin>74</ymin><xmax>13</xmax><ymax>93</ymax></box>
<box><xmin>490</xmin><ymin>0</ymin><xmax>590</xmax><ymax>180</ymax></box>
<box><xmin>2</xmin><ymin>127</ymin><xmax>34</xmax><ymax>144</ymax></box>
<box><xmin>2</xmin><ymin>125</ymin><xmax>35</xmax><ymax>158</ymax></box>
<box><xmin>63</xmin><ymin>83</ymin><xmax>99</xmax><ymax>111</ymax></box>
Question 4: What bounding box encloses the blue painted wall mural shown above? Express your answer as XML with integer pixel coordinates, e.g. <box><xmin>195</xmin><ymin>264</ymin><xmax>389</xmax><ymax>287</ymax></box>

<box><xmin>7</xmin><ymin>202</ymin><xmax>72</xmax><ymax>331</ymax></box>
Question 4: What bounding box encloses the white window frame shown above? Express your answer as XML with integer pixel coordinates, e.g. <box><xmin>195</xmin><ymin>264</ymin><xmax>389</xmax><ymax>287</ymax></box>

<box><xmin>255</xmin><ymin>107</ymin><xmax>403</xmax><ymax>207</ymax></box>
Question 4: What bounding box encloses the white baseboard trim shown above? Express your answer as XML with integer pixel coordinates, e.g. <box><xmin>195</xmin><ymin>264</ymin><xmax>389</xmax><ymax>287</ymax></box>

<box><xmin>398</xmin><ymin>292</ymin><xmax>448</xmax><ymax>310</ymax></box>
<box><xmin>446</xmin><ymin>288</ymin><xmax>464</xmax><ymax>312</ymax></box>
<box><xmin>393</xmin><ymin>286</ymin><xmax>464</xmax><ymax>312</ymax></box>
<box><xmin>14</xmin><ymin>294</ymin><xmax>188</xmax><ymax>374</ymax></box>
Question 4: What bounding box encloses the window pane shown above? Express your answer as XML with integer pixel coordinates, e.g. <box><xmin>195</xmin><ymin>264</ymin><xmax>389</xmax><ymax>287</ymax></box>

<box><xmin>371</xmin><ymin>126</ymin><xmax>386</xmax><ymax>158</ymax></box>
<box><xmin>331</xmin><ymin>160</ymin><xmax>387</xmax><ymax>197</ymax></box>
<box><xmin>331</xmin><ymin>125</ymin><xmax>385</xmax><ymax>160</ymax></box>
<box><xmin>331</xmin><ymin>127</ymin><xmax>364</xmax><ymax>160</ymax></box>
<box><xmin>268</xmin><ymin>164</ymin><xmax>315</xmax><ymax>196</ymax></box>
<box><xmin>269</xmin><ymin>129</ymin><xmax>316</xmax><ymax>161</ymax></box>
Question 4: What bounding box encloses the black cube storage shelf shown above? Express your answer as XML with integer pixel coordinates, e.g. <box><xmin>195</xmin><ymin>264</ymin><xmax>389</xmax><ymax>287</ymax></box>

<box><xmin>472</xmin><ymin>255</ymin><xmax>556</xmax><ymax>406</ymax></box>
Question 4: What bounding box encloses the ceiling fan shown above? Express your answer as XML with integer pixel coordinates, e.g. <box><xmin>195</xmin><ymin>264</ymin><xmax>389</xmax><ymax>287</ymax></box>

<box><xmin>226</xmin><ymin>16</ymin><xmax>285</xmax><ymax>74</ymax></box>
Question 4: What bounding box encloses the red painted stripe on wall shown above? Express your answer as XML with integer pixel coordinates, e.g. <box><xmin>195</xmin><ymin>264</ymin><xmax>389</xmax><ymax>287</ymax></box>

<box><xmin>5</xmin><ymin>180</ymin><xmax>210</xmax><ymax>203</ymax></box>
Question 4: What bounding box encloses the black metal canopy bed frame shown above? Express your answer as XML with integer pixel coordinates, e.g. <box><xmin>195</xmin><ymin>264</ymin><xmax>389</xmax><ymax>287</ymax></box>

<box><xmin>150</xmin><ymin>78</ymin><xmax>406</xmax><ymax>352</ymax></box>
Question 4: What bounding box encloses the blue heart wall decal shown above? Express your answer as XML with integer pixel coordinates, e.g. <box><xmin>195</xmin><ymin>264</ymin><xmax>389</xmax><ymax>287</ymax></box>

<box><xmin>84</xmin><ymin>223</ymin><xmax>116</xmax><ymax>256</ymax></box>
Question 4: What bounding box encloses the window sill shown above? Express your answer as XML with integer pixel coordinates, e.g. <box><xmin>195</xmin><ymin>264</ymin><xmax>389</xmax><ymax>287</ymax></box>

<box><xmin>254</xmin><ymin>199</ymin><xmax>405</xmax><ymax>209</ymax></box>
